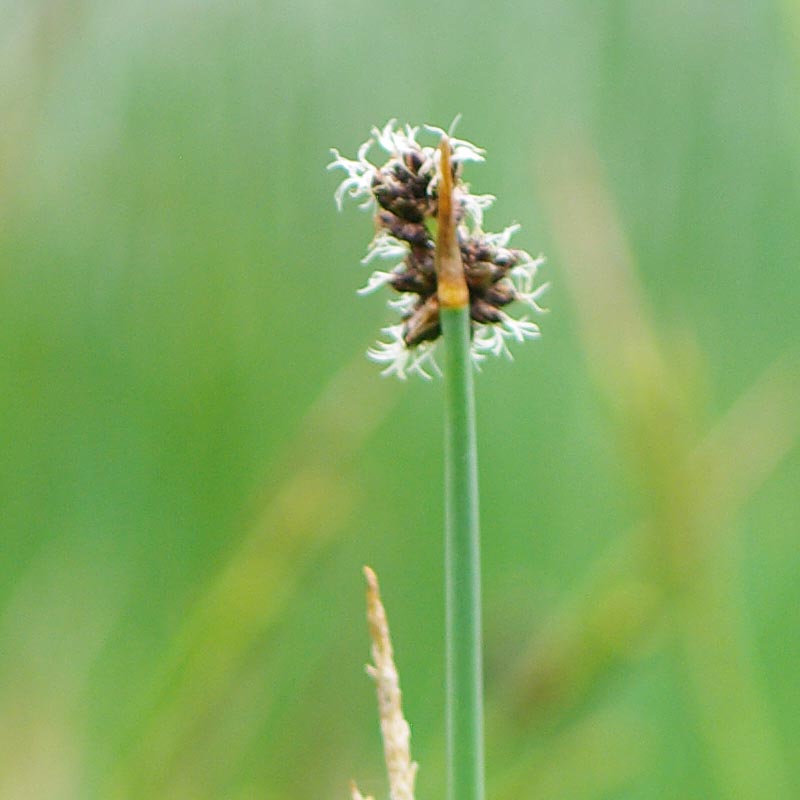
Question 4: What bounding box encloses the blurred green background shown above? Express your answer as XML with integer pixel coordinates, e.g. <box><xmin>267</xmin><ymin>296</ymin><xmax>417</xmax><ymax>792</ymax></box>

<box><xmin>2</xmin><ymin>1</ymin><xmax>799</xmax><ymax>798</ymax></box>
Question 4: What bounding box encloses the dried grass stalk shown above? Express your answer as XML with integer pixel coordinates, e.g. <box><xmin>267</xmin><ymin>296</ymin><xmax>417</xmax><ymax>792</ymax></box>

<box><xmin>351</xmin><ymin>566</ymin><xmax>417</xmax><ymax>800</ymax></box>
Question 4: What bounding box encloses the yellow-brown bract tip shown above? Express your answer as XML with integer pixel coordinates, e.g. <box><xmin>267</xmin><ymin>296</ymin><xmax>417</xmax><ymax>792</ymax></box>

<box><xmin>435</xmin><ymin>137</ymin><xmax>469</xmax><ymax>309</ymax></box>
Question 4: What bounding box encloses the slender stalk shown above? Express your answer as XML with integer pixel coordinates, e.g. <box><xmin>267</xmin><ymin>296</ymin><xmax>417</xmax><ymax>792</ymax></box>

<box><xmin>441</xmin><ymin>306</ymin><xmax>484</xmax><ymax>800</ymax></box>
<box><xmin>437</xmin><ymin>139</ymin><xmax>485</xmax><ymax>800</ymax></box>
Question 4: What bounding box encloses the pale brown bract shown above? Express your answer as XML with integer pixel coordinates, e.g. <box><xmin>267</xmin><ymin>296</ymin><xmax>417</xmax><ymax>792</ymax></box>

<box><xmin>435</xmin><ymin>137</ymin><xmax>469</xmax><ymax>310</ymax></box>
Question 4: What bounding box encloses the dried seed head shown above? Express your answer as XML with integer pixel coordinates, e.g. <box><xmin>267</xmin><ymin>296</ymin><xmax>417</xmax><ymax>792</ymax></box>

<box><xmin>329</xmin><ymin>119</ymin><xmax>548</xmax><ymax>379</ymax></box>
<box><xmin>350</xmin><ymin>566</ymin><xmax>417</xmax><ymax>800</ymax></box>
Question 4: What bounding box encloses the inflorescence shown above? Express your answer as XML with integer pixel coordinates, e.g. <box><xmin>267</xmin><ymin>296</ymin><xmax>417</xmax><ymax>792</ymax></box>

<box><xmin>328</xmin><ymin>119</ymin><xmax>548</xmax><ymax>379</ymax></box>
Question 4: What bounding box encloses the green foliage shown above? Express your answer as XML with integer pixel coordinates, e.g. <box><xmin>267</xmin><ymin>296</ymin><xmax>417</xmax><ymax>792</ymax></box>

<box><xmin>1</xmin><ymin>1</ymin><xmax>799</xmax><ymax>798</ymax></box>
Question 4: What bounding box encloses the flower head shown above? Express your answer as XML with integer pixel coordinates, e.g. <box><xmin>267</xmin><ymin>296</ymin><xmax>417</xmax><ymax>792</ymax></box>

<box><xmin>328</xmin><ymin>119</ymin><xmax>548</xmax><ymax>378</ymax></box>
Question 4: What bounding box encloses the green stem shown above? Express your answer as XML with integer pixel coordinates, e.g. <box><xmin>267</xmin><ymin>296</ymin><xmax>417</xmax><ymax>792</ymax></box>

<box><xmin>441</xmin><ymin>305</ymin><xmax>484</xmax><ymax>800</ymax></box>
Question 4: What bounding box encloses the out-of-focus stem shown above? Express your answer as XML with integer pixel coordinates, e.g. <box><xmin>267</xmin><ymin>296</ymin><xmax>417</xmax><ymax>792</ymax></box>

<box><xmin>354</xmin><ymin>566</ymin><xmax>417</xmax><ymax>800</ymax></box>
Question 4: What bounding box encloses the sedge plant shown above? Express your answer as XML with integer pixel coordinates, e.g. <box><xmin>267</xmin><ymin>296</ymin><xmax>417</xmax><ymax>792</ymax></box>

<box><xmin>329</xmin><ymin>120</ymin><xmax>548</xmax><ymax>800</ymax></box>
